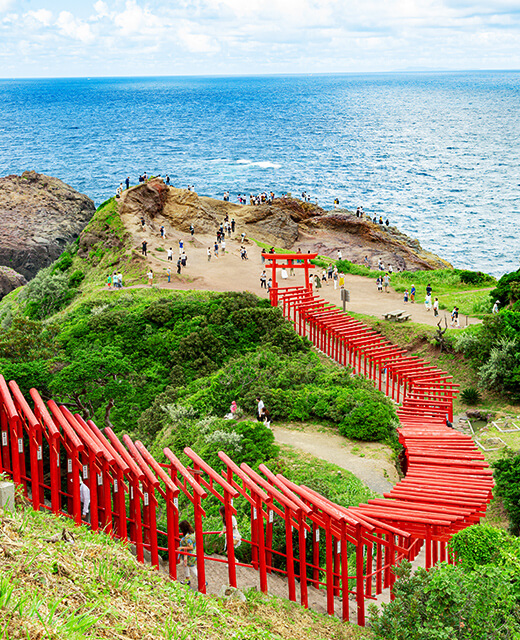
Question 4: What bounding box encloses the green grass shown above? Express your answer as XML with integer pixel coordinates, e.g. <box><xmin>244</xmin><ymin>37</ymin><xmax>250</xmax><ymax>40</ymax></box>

<box><xmin>0</xmin><ymin>498</ymin><xmax>367</xmax><ymax>640</ymax></box>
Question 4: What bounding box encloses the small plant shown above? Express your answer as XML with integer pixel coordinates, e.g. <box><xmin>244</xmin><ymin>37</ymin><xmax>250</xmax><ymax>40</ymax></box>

<box><xmin>460</xmin><ymin>387</ymin><xmax>482</xmax><ymax>405</ymax></box>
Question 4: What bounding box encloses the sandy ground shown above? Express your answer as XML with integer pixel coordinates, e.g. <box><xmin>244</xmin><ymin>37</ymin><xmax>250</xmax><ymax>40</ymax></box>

<box><xmin>117</xmin><ymin>216</ymin><xmax>481</xmax><ymax>329</ymax></box>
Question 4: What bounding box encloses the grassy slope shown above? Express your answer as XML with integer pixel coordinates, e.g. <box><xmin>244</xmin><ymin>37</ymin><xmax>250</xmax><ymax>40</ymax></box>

<box><xmin>0</xmin><ymin>501</ymin><xmax>368</xmax><ymax>640</ymax></box>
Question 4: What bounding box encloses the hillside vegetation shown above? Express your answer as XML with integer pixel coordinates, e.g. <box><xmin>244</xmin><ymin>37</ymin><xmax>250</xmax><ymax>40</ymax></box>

<box><xmin>0</xmin><ymin>499</ymin><xmax>367</xmax><ymax>640</ymax></box>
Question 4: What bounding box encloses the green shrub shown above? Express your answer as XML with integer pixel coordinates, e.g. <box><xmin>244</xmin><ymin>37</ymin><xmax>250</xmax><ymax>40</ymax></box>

<box><xmin>68</xmin><ymin>270</ymin><xmax>85</xmax><ymax>287</ymax></box>
<box><xmin>449</xmin><ymin>524</ymin><xmax>520</xmax><ymax>571</ymax></box>
<box><xmin>460</xmin><ymin>387</ymin><xmax>482</xmax><ymax>405</ymax></box>
<box><xmin>51</xmin><ymin>251</ymin><xmax>73</xmax><ymax>273</ymax></box>
<box><xmin>458</xmin><ymin>269</ymin><xmax>494</xmax><ymax>285</ymax></box>
<box><xmin>493</xmin><ymin>452</ymin><xmax>520</xmax><ymax>535</ymax></box>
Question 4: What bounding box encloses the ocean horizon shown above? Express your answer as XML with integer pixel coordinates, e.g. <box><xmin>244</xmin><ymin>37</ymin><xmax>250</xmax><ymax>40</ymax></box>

<box><xmin>0</xmin><ymin>71</ymin><xmax>518</xmax><ymax>277</ymax></box>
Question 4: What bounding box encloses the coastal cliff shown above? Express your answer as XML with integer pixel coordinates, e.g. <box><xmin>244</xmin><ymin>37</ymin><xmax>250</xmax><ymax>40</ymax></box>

<box><xmin>119</xmin><ymin>179</ymin><xmax>451</xmax><ymax>271</ymax></box>
<box><xmin>0</xmin><ymin>171</ymin><xmax>95</xmax><ymax>283</ymax></box>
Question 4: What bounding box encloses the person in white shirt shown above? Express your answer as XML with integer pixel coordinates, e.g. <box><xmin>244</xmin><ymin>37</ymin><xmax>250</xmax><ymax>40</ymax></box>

<box><xmin>256</xmin><ymin>397</ymin><xmax>264</xmax><ymax>421</ymax></box>
<box><xmin>79</xmin><ymin>476</ymin><xmax>90</xmax><ymax>522</ymax></box>
<box><xmin>219</xmin><ymin>506</ymin><xmax>241</xmax><ymax>549</ymax></box>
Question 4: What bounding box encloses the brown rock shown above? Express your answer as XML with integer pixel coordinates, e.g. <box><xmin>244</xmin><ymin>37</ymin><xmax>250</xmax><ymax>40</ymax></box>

<box><xmin>0</xmin><ymin>266</ymin><xmax>27</xmax><ymax>300</ymax></box>
<box><xmin>0</xmin><ymin>171</ymin><xmax>95</xmax><ymax>280</ymax></box>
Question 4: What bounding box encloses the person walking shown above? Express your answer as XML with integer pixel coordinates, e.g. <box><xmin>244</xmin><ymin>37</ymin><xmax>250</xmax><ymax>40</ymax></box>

<box><xmin>107</xmin><ymin>274</ymin><xmax>112</xmax><ymax>289</ymax></box>
<box><xmin>79</xmin><ymin>475</ymin><xmax>90</xmax><ymax>523</ymax></box>
<box><xmin>141</xmin><ymin>240</ymin><xmax>147</xmax><ymax>256</ymax></box>
<box><xmin>339</xmin><ymin>273</ymin><xmax>345</xmax><ymax>289</ymax></box>
<box><xmin>167</xmin><ymin>248</ymin><xmax>173</xmax><ymax>261</ymax></box>
<box><xmin>214</xmin><ymin>242</ymin><xmax>219</xmax><ymax>258</ymax></box>
<box><xmin>160</xmin><ymin>226</ymin><xmax>165</xmax><ymax>238</ymax></box>
<box><xmin>410</xmin><ymin>284</ymin><xmax>416</xmax><ymax>303</ymax></box>
<box><xmin>333</xmin><ymin>268</ymin><xmax>338</xmax><ymax>290</ymax></box>
<box><xmin>147</xmin><ymin>269</ymin><xmax>153</xmax><ymax>286</ymax></box>
<box><xmin>260</xmin><ymin>270</ymin><xmax>267</xmax><ymax>288</ymax></box>
<box><xmin>450</xmin><ymin>307</ymin><xmax>460</xmax><ymax>328</ymax></box>
<box><xmin>207</xmin><ymin>247</ymin><xmax>211</xmax><ymax>262</ymax></box>
<box><xmin>231</xmin><ymin>218</ymin><xmax>235</xmax><ymax>233</ymax></box>
<box><xmin>221</xmin><ymin>239</ymin><xmax>226</xmax><ymax>254</ymax></box>
<box><xmin>425</xmin><ymin>293</ymin><xmax>432</xmax><ymax>311</ymax></box>
<box><xmin>433</xmin><ymin>297</ymin><xmax>439</xmax><ymax>316</ymax></box>
<box><xmin>177</xmin><ymin>520</ymin><xmax>198</xmax><ymax>586</ymax></box>
<box><xmin>218</xmin><ymin>506</ymin><xmax>242</xmax><ymax>551</ymax></box>
<box><xmin>179</xmin><ymin>239</ymin><xmax>184</xmax><ymax>254</ymax></box>
<box><xmin>190</xmin><ymin>224</ymin><xmax>194</xmax><ymax>236</ymax></box>
<box><xmin>383</xmin><ymin>273</ymin><xmax>390</xmax><ymax>293</ymax></box>
<box><xmin>166</xmin><ymin>267</ymin><xmax>171</xmax><ymax>283</ymax></box>
<box><xmin>176</xmin><ymin>258</ymin><xmax>181</xmax><ymax>275</ymax></box>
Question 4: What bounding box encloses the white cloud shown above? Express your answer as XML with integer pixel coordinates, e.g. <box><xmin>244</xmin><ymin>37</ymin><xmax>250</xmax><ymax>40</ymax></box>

<box><xmin>26</xmin><ymin>9</ymin><xmax>53</xmax><ymax>27</ymax></box>
<box><xmin>93</xmin><ymin>1</ymin><xmax>110</xmax><ymax>18</ymax></box>
<box><xmin>177</xmin><ymin>22</ymin><xmax>220</xmax><ymax>53</ymax></box>
<box><xmin>0</xmin><ymin>0</ymin><xmax>13</xmax><ymax>13</ymax></box>
<box><xmin>113</xmin><ymin>1</ymin><xmax>163</xmax><ymax>36</ymax></box>
<box><xmin>56</xmin><ymin>11</ymin><xmax>95</xmax><ymax>43</ymax></box>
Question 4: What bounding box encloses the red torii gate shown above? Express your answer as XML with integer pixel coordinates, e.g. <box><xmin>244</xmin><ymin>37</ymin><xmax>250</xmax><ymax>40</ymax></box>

<box><xmin>263</xmin><ymin>252</ymin><xmax>317</xmax><ymax>305</ymax></box>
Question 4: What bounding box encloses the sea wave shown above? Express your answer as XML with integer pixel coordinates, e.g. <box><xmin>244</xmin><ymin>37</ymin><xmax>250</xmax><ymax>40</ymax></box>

<box><xmin>236</xmin><ymin>159</ymin><xmax>282</xmax><ymax>169</ymax></box>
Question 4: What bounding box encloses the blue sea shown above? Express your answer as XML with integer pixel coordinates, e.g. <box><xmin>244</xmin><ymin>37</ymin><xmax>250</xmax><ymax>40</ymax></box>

<box><xmin>0</xmin><ymin>72</ymin><xmax>518</xmax><ymax>277</ymax></box>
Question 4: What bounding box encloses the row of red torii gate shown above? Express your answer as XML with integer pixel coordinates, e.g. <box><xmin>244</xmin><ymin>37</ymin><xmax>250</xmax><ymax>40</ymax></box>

<box><xmin>0</xmin><ymin>254</ymin><xmax>493</xmax><ymax>627</ymax></box>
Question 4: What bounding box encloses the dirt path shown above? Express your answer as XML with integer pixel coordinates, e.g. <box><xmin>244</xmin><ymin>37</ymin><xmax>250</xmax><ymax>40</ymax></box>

<box><xmin>273</xmin><ymin>426</ymin><xmax>398</xmax><ymax>494</ymax></box>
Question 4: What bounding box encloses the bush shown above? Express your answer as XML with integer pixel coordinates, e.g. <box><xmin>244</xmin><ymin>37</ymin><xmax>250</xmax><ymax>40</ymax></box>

<box><xmin>491</xmin><ymin>268</ymin><xmax>520</xmax><ymax>306</ymax></box>
<box><xmin>458</xmin><ymin>269</ymin><xmax>494</xmax><ymax>285</ymax></box>
<box><xmin>449</xmin><ymin>524</ymin><xmax>520</xmax><ymax>571</ymax></box>
<box><xmin>493</xmin><ymin>452</ymin><xmax>520</xmax><ymax>535</ymax></box>
<box><xmin>68</xmin><ymin>270</ymin><xmax>85</xmax><ymax>287</ymax></box>
<box><xmin>337</xmin><ymin>390</ymin><xmax>397</xmax><ymax>441</ymax></box>
<box><xmin>369</xmin><ymin>560</ymin><xmax>520</xmax><ymax>639</ymax></box>
<box><xmin>51</xmin><ymin>251</ymin><xmax>73</xmax><ymax>273</ymax></box>
<box><xmin>19</xmin><ymin>266</ymin><xmax>78</xmax><ymax>319</ymax></box>
<box><xmin>460</xmin><ymin>387</ymin><xmax>482</xmax><ymax>405</ymax></box>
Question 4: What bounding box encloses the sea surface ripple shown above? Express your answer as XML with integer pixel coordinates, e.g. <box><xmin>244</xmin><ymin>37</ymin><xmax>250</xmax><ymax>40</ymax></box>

<box><xmin>0</xmin><ymin>72</ymin><xmax>518</xmax><ymax>277</ymax></box>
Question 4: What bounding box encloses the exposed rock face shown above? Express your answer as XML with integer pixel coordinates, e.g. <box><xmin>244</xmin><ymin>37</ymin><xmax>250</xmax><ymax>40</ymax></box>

<box><xmin>118</xmin><ymin>179</ymin><xmax>451</xmax><ymax>271</ymax></box>
<box><xmin>0</xmin><ymin>171</ymin><xmax>95</xmax><ymax>280</ymax></box>
<box><xmin>0</xmin><ymin>266</ymin><xmax>27</xmax><ymax>300</ymax></box>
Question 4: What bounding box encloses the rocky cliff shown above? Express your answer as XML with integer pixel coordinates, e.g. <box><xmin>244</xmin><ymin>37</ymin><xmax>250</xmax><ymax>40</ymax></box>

<box><xmin>119</xmin><ymin>179</ymin><xmax>451</xmax><ymax>271</ymax></box>
<box><xmin>0</xmin><ymin>171</ymin><xmax>95</xmax><ymax>282</ymax></box>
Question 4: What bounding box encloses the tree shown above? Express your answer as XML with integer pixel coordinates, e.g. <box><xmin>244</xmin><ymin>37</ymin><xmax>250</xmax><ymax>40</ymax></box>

<box><xmin>49</xmin><ymin>346</ymin><xmax>133</xmax><ymax>428</ymax></box>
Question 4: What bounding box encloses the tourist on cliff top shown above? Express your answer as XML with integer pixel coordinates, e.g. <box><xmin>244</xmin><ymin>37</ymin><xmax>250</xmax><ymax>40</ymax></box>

<box><xmin>385</xmin><ymin>219</ymin><xmax>390</xmax><ymax>226</ymax></box>
<box><xmin>327</xmin><ymin>263</ymin><xmax>333</xmax><ymax>279</ymax></box>
<box><xmin>333</xmin><ymin>268</ymin><xmax>339</xmax><ymax>290</ymax></box>
<box><xmin>337</xmin><ymin>250</ymin><xmax>342</xmax><ymax>260</ymax></box>
<box><xmin>334</xmin><ymin>198</ymin><xmax>339</xmax><ymax>208</ymax></box>
<box><xmin>165</xmin><ymin>175</ymin><xmax>170</xmax><ymax>185</ymax></box>
<box><xmin>181</xmin><ymin>252</ymin><xmax>187</xmax><ymax>267</ymax></box>
<box><xmin>378</xmin><ymin>258</ymin><xmax>384</xmax><ymax>270</ymax></box>
<box><xmin>379</xmin><ymin>216</ymin><xmax>384</xmax><ymax>225</ymax></box>
<box><xmin>339</xmin><ymin>273</ymin><xmax>345</xmax><ymax>289</ymax></box>
<box><xmin>356</xmin><ymin>207</ymin><xmax>361</xmax><ymax>217</ymax></box>
<box><xmin>231</xmin><ymin>219</ymin><xmax>236</xmax><ymax>233</ymax></box>
<box><xmin>179</xmin><ymin>239</ymin><xmax>183</xmax><ymax>253</ymax></box>
<box><xmin>107</xmin><ymin>274</ymin><xmax>112</xmax><ymax>288</ymax></box>
<box><xmin>167</xmin><ymin>247</ymin><xmax>173</xmax><ymax>261</ymax></box>
<box><xmin>207</xmin><ymin>247</ymin><xmax>211</xmax><ymax>262</ymax></box>
<box><xmin>214</xmin><ymin>242</ymin><xmax>219</xmax><ymax>258</ymax></box>
<box><xmin>425</xmin><ymin>293</ymin><xmax>432</xmax><ymax>311</ymax></box>
<box><xmin>373</xmin><ymin>215</ymin><xmax>377</xmax><ymax>223</ymax></box>
<box><xmin>426</xmin><ymin>283</ymin><xmax>432</xmax><ymax>297</ymax></box>
<box><xmin>404</xmin><ymin>289</ymin><xmax>409</xmax><ymax>303</ymax></box>
<box><xmin>221</xmin><ymin>239</ymin><xmax>226</xmax><ymax>254</ymax></box>
<box><xmin>125</xmin><ymin>177</ymin><xmax>130</xmax><ymax>189</ymax></box>
<box><xmin>141</xmin><ymin>240</ymin><xmax>147</xmax><ymax>256</ymax></box>
<box><xmin>383</xmin><ymin>273</ymin><xmax>390</xmax><ymax>293</ymax></box>
<box><xmin>160</xmin><ymin>225</ymin><xmax>165</xmax><ymax>238</ymax></box>
<box><xmin>377</xmin><ymin>276</ymin><xmax>383</xmax><ymax>293</ymax></box>
<box><xmin>147</xmin><ymin>270</ymin><xmax>153</xmax><ymax>286</ymax></box>
<box><xmin>410</xmin><ymin>284</ymin><xmax>416</xmax><ymax>303</ymax></box>
<box><xmin>260</xmin><ymin>270</ymin><xmax>267</xmax><ymax>288</ymax></box>
<box><xmin>433</xmin><ymin>297</ymin><xmax>439</xmax><ymax>316</ymax></box>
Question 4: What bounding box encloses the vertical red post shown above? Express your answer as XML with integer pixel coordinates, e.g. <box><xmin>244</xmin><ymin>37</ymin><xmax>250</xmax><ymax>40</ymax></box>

<box><xmin>224</xmin><ymin>491</ymin><xmax>237</xmax><ymax>588</ymax></box>
<box><xmin>325</xmin><ymin>515</ymin><xmax>334</xmax><ymax>615</ymax></box>
<box><xmin>193</xmin><ymin>490</ymin><xmax>206</xmax><ymax>593</ymax></box>
<box><xmin>284</xmin><ymin>508</ymin><xmax>296</xmax><ymax>602</ymax></box>
<box><xmin>256</xmin><ymin>495</ymin><xmax>268</xmax><ymax>594</ymax></box>
<box><xmin>312</xmin><ymin>522</ymin><xmax>320</xmax><ymax>589</ymax></box>
<box><xmin>355</xmin><ymin>524</ymin><xmax>365</xmax><ymax>627</ymax></box>
<box><xmin>341</xmin><ymin>521</ymin><xmax>350</xmax><ymax>622</ymax></box>
<box><xmin>298</xmin><ymin>511</ymin><xmax>308</xmax><ymax>609</ymax></box>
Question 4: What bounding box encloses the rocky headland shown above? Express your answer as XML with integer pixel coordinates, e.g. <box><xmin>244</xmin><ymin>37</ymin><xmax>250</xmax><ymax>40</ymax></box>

<box><xmin>118</xmin><ymin>179</ymin><xmax>451</xmax><ymax>271</ymax></box>
<box><xmin>0</xmin><ymin>171</ymin><xmax>95</xmax><ymax>286</ymax></box>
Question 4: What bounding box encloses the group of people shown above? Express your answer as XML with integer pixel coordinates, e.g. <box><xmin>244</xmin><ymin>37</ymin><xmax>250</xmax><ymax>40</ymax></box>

<box><xmin>107</xmin><ymin>272</ymin><xmax>124</xmax><ymax>289</ymax></box>
<box><xmin>376</xmin><ymin>274</ymin><xmax>391</xmax><ymax>293</ymax></box>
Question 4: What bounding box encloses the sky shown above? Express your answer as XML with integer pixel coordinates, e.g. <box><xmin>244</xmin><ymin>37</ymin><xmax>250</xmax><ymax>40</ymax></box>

<box><xmin>1</xmin><ymin>0</ymin><xmax>520</xmax><ymax>77</ymax></box>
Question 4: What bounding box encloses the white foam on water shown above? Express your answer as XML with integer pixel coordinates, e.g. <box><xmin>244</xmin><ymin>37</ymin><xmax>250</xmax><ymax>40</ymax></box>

<box><xmin>235</xmin><ymin>159</ymin><xmax>281</xmax><ymax>169</ymax></box>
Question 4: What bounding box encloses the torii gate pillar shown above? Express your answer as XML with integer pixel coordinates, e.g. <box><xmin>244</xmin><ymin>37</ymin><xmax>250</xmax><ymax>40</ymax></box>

<box><xmin>262</xmin><ymin>253</ymin><xmax>317</xmax><ymax>306</ymax></box>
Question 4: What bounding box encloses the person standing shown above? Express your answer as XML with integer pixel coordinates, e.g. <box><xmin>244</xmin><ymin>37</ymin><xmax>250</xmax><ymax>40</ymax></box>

<box><xmin>337</xmin><ymin>250</ymin><xmax>342</xmax><ymax>261</ymax></box>
<box><xmin>190</xmin><ymin>224</ymin><xmax>194</xmax><ymax>236</ymax></box>
<box><xmin>404</xmin><ymin>289</ymin><xmax>409</xmax><ymax>303</ymax></box>
<box><xmin>147</xmin><ymin>269</ymin><xmax>154</xmax><ymax>286</ymax></box>
<box><xmin>231</xmin><ymin>218</ymin><xmax>235</xmax><ymax>233</ymax></box>
<box><xmin>433</xmin><ymin>297</ymin><xmax>439</xmax><ymax>316</ymax></box>
<box><xmin>141</xmin><ymin>240</ymin><xmax>147</xmax><ymax>256</ymax></box>
<box><xmin>260</xmin><ymin>270</ymin><xmax>267</xmax><ymax>288</ymax></box>
<box><xmin>179</xmin><ymin>239</ymin><xmax>184</xmax><ymax>254</ymax></box>
<box><xmin>221</xmin><ymin>239</ymin><xmax>226</xmax><ymax>254</ymax></box>
<box><xmin>256</xmin><ymin>397</ymin><xmax>264</xmax><ymax>421</ymax></box>
<box><xmin>177</xmin><ymin>520</ymin><xmax>198</xmax><ymax>586</ymax></box>
<box><xmin>425</xmin><ymin>293</ymin><xmax>432</xmax><ymax>311</ymax></box>
<box><xmin>333</xmin><ymin>268</ymin><xmax>338</xmax><ymax>290</ymax></box>
<box><xmin>214</xmin><ymin>242</ymin><xmax>219</xmax><ymax>258</ymax></box>
<box><xmin>79</xmin><ymin>475</ymin><xmax>90</xmax><ymax>523</ymax></box>
<box><xmin>426</xmin><ymin>283</ymin><xmax>432</xmax><ymax>298</ymax></box>
<box><xmin>107</xmin><ymin>274</ymin><xmax>112</xmax><ymax>289</ymax></box>
<box><xmin>207</xmin><ymin>247</ymin><xmax>211</xmax><ymax>262</ymax></box>
<box><xmin>410</xmin><ymin>284</ymin><xmax>416</xmax><ymax>303</ymax></box>
<box><xmin>167</xmin><ymin>247</ymin><xmax>173</xmax><ymax>261</ymax></box>
<box><xmin>383</xmin><ymin>273</ymin><xmax>390</xmax><ymax>293</ymax></box>
<box><xmin>492</xmin><ymin>300</ymin><xmax>499</xmax><ymax>314</ymax></box>
<box><xmin>339</xmin><ymin>273</ymin><xmax>345</xmax><ymax>289</ymax></box>
<box><xmin>177</xmin><ymin>258</ymin><xmax>181</xmax><ymax>275</ymax></box>
<box><xmin>451</xmin><ymin>307</ymin><xmax>460</xmax><ymax>328</ymax></box>
<box><xmin>125</xmin><ymin>176</ymin><xmax>130</xmax><ymax>190</ymax></box>
<box><xmin>166</xmin><ymin>267</ymin><xmax>171</xmax><ymax>283</ymax></box>
<box><xmin>377</xmin><ymin>276</ymin><xmax>383</xmax><ymax>293</ymax></box>
<box><xmin>160</xmin><ymin>226</ymin><xmax>165</xmax><ymax>238</ymax></box>
<box><xmin>219</xmin><ymin>506</ymin><xmax>241</xmax><ymax>551</ymax></box>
